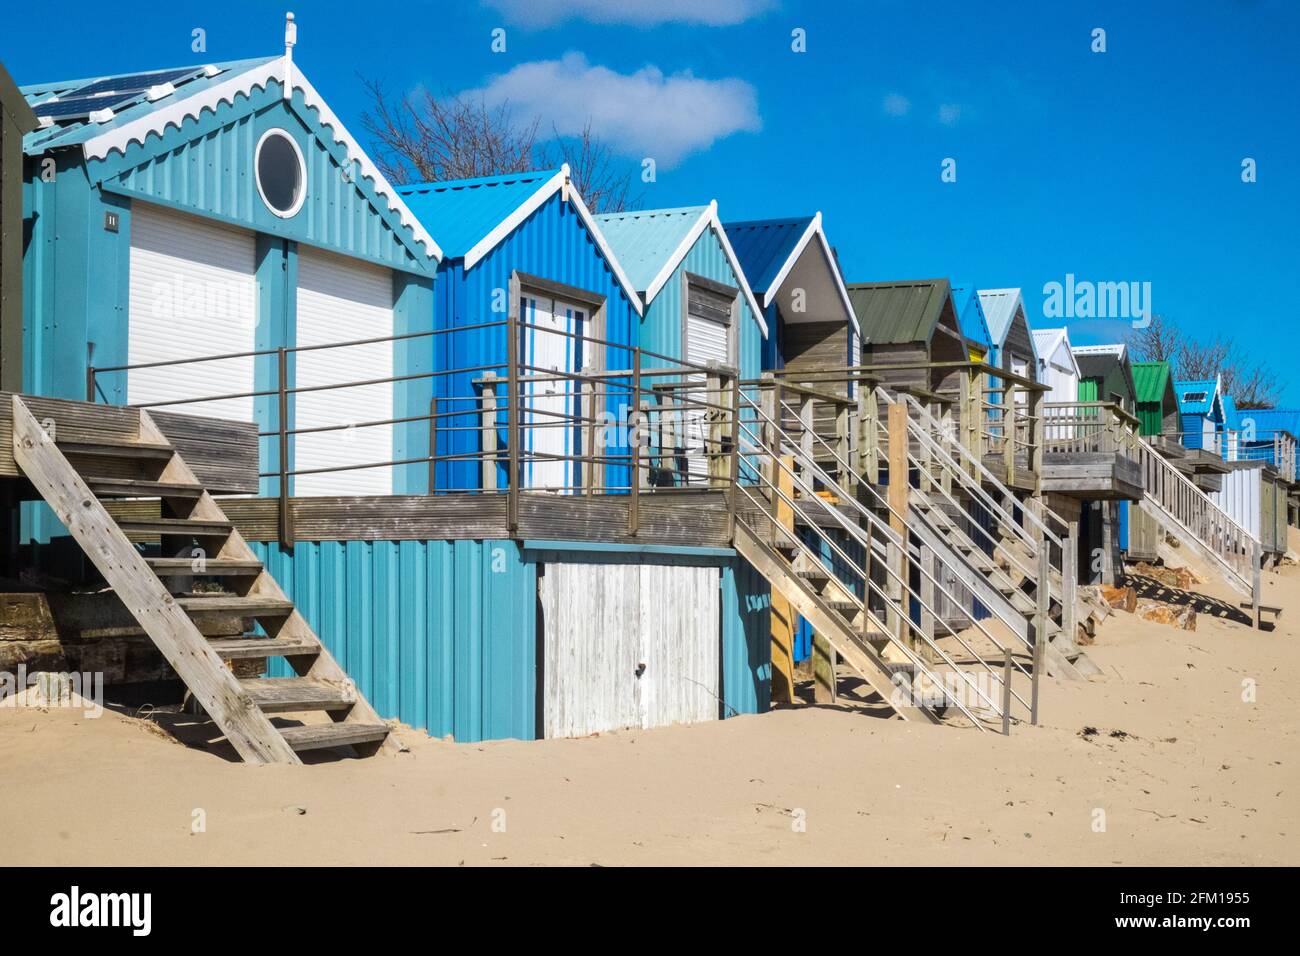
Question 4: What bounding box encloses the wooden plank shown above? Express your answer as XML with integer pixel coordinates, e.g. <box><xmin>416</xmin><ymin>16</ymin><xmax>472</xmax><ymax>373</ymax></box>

<box><xmin>209</xmin><ymin>635</ymin><xmax>319</xmax><ymax>659</ymax></box>
<box><xmin>278</xmin><ymin>722</ymin><xmax>392</xmax><ymax>752</ymax></box>
<box><xmin>146</xmin><ymin>557</ymin><xmax>263</xmax><ymax>575</ymax></box>
<box><xmin>177</xmin><ymin>596</ymin><xmax>294</xmax><ymax>617</ymax></box>
<box><xmin>239</xmin><ymin>677</ymin><xmax>354</xmax><ymax>713</ymax></box>
<box><xmin>136</xmin><ymin>409</ymin><xmax>400</xmax><ymax>754</ymax></box>
<box><xmin>10</xmin><ymin>395</ymin><xmax>299</xmax><ymax>765</ymax></box>
<box><xmin>84</xmin><ymin>477</ymin><xmax>203</xmax><ymax>499</ymax></box>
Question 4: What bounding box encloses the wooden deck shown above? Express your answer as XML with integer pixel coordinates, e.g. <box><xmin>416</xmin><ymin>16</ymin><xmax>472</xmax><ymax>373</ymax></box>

<box><xmin>100</xmin><ymin>489</ymin><xmax>757</xmax><ymax>549</ymax></box>
<box><xmin>0</xmin><ymin>392</ymin><xmax>258</xmax><ymax>495</ymax></box>
<box><xmin>1040</xmin><ymin>451</ymin><xmax>1144</xmax><ymax>500</ymax></box>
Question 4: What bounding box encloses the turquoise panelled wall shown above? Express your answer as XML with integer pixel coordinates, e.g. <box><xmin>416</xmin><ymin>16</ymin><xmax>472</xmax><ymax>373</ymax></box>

<box><xmin>250</xmin><ymin>538</ymin><xmax>771</xmax><ymax>742</ymax></box>
<box><xmin>88</xmin><ymin>78</ymin><xmax>430</xmax><ymax>276</ymax></box>
<box><xmin>253</xmin><ymin>538</ymin><xmax>538</xmax><ymax>743</ymax></box>
<box><xmin>392</xmin><ymin>273</ymin><xmax>435</xmax><ymax>493</ymax></box>
<box><xmin>638</xmin><ymin>227</ymin><xmax>763</xmax><ymax>381</ymax></box>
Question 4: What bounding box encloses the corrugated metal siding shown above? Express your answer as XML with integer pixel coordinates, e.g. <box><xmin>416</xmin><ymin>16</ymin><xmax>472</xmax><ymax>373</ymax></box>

<box><xmin>1078</xmin><ymin>378</ymin><xmax>1100</xmax><ymax>402</ymax></box>
<box><xmin>97</xmin><ymin>80</ymin><xmax>426</xmax><ymax>274</ymax></box>
<box><xmin>721</xmin><ymin>557</ymin><xmax>772</xmax><ymax>715</ymax></box>
<box><xmin>1181</xmin><ymin>412</ymin><xmax>1206</xmax><ymax>449</ymax></box>
<box><xmin>249</xmin><ymin>540</ymin><xmax>768</xmax><ymax>743</ymax></box>
<box><xmin>1211</xmin><ymin>466</ymin><xmax>1263</xmax><ymax>543</ymax></box>
<box><xmin>252</xmin><ymin>538</ymin><xmax>537</xmax><ymax>742</ymax></box>
<box><xmin>434</xmin><ymin>192</ymin><xmax>639</xmax><ymax>492</ymax></box>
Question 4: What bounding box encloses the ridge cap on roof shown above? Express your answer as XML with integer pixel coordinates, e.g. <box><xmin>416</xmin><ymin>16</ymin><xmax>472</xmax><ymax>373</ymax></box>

<box><xmin>593</xmin><ymin>204</ymin><xmax>709</xmax><ymax>222</ymax></box>
<box><xmin>723</xmin><ymin>214</ymin><xmax>816</xmax><ymax>229</ymax></box>
<box><xmin>397</xmin><ymin>168</ymin><xmax>560</xmax><ymax>194</ymax></box>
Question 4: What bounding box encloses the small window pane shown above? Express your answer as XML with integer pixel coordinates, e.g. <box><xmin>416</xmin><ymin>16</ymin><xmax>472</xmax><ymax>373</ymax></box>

<box><xmin>258</xmin><ymin>132</ymin><xmax>303</xmax><ymax>215</ymax></box>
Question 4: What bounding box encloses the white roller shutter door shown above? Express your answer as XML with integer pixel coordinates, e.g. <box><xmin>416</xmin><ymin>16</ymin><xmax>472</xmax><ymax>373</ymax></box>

<box><xmin>295</xmin><ymin>246</ymin><xmax>395</xmax><ymax>496</ymax></box>
<box><xmin>128</xmin><ymin>203</ymin><xmax>257</xmax><ymax>422</ymax></box>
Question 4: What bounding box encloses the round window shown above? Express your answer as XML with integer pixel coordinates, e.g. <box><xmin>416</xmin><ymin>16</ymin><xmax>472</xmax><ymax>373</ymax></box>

<box><xmin>255</xmin><ymin>129</ymin><xmax>306</xmax><ymax>218</ymax></box>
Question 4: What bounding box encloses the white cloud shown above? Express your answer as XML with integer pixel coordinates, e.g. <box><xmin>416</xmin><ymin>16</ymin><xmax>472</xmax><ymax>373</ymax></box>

<box><xmin>482</xmin><ymin>0</ymin><xmax>775</xmax><ymax>27</ymax></box>
<box><xmin>464</xmin><ymin>53</ymin><xmax>760</xmax><ymax>167</ymax></box>
<box><xmin>882</xmin><ymin>93</ymin><xmax>912</xmax><ymax>118</ymax></box>
<box><xmin>937</xmin><ymin>103</ymin><xmax>962</xmax><ymax>126</ymax></box>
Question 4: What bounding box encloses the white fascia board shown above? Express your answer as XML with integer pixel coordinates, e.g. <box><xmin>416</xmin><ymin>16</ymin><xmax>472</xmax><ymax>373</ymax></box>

<box><xmin>642</xmin><ymin>208</ymin><xmax>712</xmax><ymax>307</ymax></box>
<box><xmin>763</xmin><ymin>212</ymin><xmax>857</xmax><ymax>338</ymax></box>
<box><xmin>709</xmin><ymin>205</ymin><xmax>769</xmax><ymax>339</ymax></box>
<box><xmin>81</xmin><ymin>57</ymin><xmax>442</xmax><ymax>262</ymax></box>
<box><xmin>462</xmin><ymin>169</ymin><xmax>566</xmax><ymax>271</ymax></box>
<box><xmin>560</xmin><ymin>173</ymin><xmax>645</xmax><ymax>318</ymax></box>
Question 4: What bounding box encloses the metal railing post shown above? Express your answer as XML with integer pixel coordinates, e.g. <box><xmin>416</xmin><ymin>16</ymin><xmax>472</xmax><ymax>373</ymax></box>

<box><xmin>507</xmin><ymin>302</ymin><xmax>520</xmax><ymax>534</ymax></box>
<box><xmin>727</xmin><ymin>371</ymin><xmax>741</xmax><ymax>539</ymax></box>
<box><xmin>85</xmin><ymin>366</ymin><xmax>96</xmax><ymax>404</ymax></box>
<box><xmin>628</xmin><ymin>348</ymin><xmax>641</xmax><ymax>536</ymax></box>
<box><xmin>428</xmin><ymin>395</ymin><xmax>438</xmax><ymax>494</ymax></box>
<box><xmin>1002</xmin><ymin>648</ymin><xmax>1013</xmax><ymax>736</ymax></box>
<box><xmin>276</xmin><ymin>346</ymin><xmax>293</xmax><ymax>549</ymax></box>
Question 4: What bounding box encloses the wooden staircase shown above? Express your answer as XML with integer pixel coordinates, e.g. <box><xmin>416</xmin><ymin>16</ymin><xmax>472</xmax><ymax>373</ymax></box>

<box><xmin>10</xmin><ymin>395</ymin><xmax>395</xmax><ymax>764</ymax></box>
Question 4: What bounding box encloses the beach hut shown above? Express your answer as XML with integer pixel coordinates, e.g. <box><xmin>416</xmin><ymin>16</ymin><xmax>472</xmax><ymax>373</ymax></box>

<box><xmin>1</xmin><ymin>60</ymin><xmax>37</xmax><ymax>392</ymax></box>
<box><xmin>1073</xmin><ymin>344</ymin><xmax>1138</xmax><ymax>411</ymax></box>
<box><xmin>846</xmin><ymin>278</ymin><xmax>967</xmax><ymax>393</ymax></box>
<box><xmin>951</xmin><ymin>283</ymin><xmax>992</xmax><ymax>361</ymax></box>
<box><xmin>722</xmin><ymin>214</ymin><xmax>858</xmax><ymax>390</ymax></box>
<box><xmin>1031</xmin><ymin>327</ymin><xmax>1081</xmax><ymax>406</ymax></box>
<box><xmin>18</xmin><ymin>47</ymin><xmax>440</xmax><ymax>501</ymax></box>
<box><xmin>396</xmin><ymin>168</ymin><xmax>642</xmax><ymax>494</ymax></box>
<box><xmin>1131</xmin><ymin>360</ymin><xmax>1179</xmax><ymax>438</ymax></box>
<box><xmin>977</xmin><ymin>288</ymin><xmax>1037</xmax><ymax>382</ymax></box>
<box><xmin>593</xmin><ymin>203</ymin><xmax>765</xmax><ymax>484</ymax></box>
<box><xmin>1174</xmin><ymin>376</ymin><xmax>1225</xmax><ymax>452</ymax></box>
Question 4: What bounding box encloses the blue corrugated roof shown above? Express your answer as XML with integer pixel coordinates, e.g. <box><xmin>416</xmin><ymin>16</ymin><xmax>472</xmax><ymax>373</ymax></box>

<box><xmin>21</xmin><ymin>56</ymin><xmax>280</xmax><ymax>153</ymax></box>
<box><xmin>397</xmin><ymin>170</ymin><xmax>558</xmax><ymax>260</ymax></box>
<box><xmin>951</xmin><ymin>283</ymin><xmax>991</xmax><ymax>350</ymax></box>
<box><xmin>1235</xmin><ymin>407</ymin><xmax>1300</xmax><ymax>441</ymax></box>
<box><xmin>593</xmin><ymin>206</ymin><xmax>708</xmax><ymax>292</ymax></box>
<box><xmin>1175</xmin><ymin>378</ymin><xmax>1219</xmax><ymax>415</ymax></box>
<box><xmin>723</xmin><ymin>216</ymin><xmax>814</xmax><ymax>297</ymax></box>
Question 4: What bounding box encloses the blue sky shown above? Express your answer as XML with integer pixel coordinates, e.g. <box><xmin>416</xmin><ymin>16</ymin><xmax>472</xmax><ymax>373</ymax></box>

<box><xmin>6</xmin><ymin>0</ymin><xmax>1298</xmax><ymax>399</ymax></box>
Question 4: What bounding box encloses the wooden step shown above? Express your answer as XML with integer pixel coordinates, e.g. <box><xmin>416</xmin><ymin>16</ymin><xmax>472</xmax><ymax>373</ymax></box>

<box><xmin>85</xmin><ymin>477</ymin><xmax>203</xmax><ymax>499</ymax></box>
<box><xmin>208</xmin><ymin>635</ymin><xmax>319</xmax><ymax>660</ymax></box>
<box><xmin>795</xmin><ymin>567</ymin><xmax>830</xmax><ymax>583</ymax></box>
<box><xmin>147</xmin><ymin>557</ymin><xmax>263</xmax><ymax>576</ymax></box>
<box><xmin>240</xmin><ymin>677</ymin><xmax>354</xmax><ymax>713</ymax></box>
<box><xmin>278</xmin><ymin>722</ymin><xmax>390</xmax><ymax>753</ymax></box>
<box><xmin>177</xmin><ymin>595</ymin><xmax>294</xmax><ymax>617</ymax></box>
<box><xmin>826</xmin><ymin>600</ymin><xmax>859</xmax><ymax>614</ymax></box>
<box><xmin>115</xmin><ymin>517</ymin><xmax>233</xmax><ymax>537</ymax></box>
<box><xmin>57</xmin><ymin>439</ymin><xmax>174</xmax><ymax>461</ymax></box>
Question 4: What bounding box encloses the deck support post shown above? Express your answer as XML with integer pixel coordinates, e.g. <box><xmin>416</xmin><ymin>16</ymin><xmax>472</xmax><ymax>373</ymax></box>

<box><xmin>629</xmin><ymin>349</ymin><xmax>642</xmax><ymax>535</ymax></box>
<box><xmin>506</xmin><ymin>274</ymin><xmax>521</xmax><ymax>535</ymax></box>
<box><xmin>276</xmin><ymin>346</ymin><xmax>293</xmax><ymax>549</ymax></box>
<box><xmin>887</xmin><ymin>401</ymin><xmax>910</xmax><ymax>648</ymax></box>
<box><xmin>480</xmin><ymin>374</ymin><xmax>497</xmax><ymax>493</ymax></box>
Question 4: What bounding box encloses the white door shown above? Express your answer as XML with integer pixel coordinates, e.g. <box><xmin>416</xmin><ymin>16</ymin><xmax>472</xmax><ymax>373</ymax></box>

<box><xmin>295</xmin><ymin>246</ymin><xmax>395</xmax><ymax>496</ymax></box>
<box><xmin>682</xmin><ymin>287</ymin><xmax>733</xmax><ymax>484</ymax></box>
<box><xmin>540</xmin><ymin>561</ymin><xmax>720</xmax><ymax>738</ymax></box>
<box><xmin>128</xmin><ymin>203</ymin><xmax>257</xmax><ymax>422</ymax></box>
<box><xmin>521</xmin><ymin>295</ymin><xmax>586</xmax><ymax>492</ymax></box>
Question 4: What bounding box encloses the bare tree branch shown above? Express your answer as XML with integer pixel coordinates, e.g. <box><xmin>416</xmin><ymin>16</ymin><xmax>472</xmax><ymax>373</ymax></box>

<box><xmin>361</xmin><ymin>79</ymin><xmax>638</xmax><ymax>212</ymax></box>
<box><xmin>1126</xmin><ymin>315</ymin><xmax>1279</xmax><ymax>409</ymax></box>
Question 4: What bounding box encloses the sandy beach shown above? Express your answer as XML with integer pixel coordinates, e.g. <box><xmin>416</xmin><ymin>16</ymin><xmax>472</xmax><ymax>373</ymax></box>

<box><xmin>3</xmin><ymin>550</ymin><xmax>1297</xmax><ymax>867</ymax></box>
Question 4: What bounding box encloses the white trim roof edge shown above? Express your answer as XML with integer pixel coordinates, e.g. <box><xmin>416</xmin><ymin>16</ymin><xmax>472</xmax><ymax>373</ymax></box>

<box><xmin>561</xmin><ymin>167</ymin><xmax>644</xmax><ymax>317</ymax></box>
<box><xmin>709</xmin><ymin>204</ymin><xmax>769</xmax><ymax>339</ymax></box>
<box><xmin>642</xmin><ymin>206</ymin><xmax>713</xmax><ymax>306</ymax></box>
<box><xmin>762</xmin><ymin>212</ymin><xmax>859</xmax><ymax>337</ymax></box>
<box><xmin>462</xmin><ymin>169</ymin><xmax>566</xmax><ymax>270</ymax></box>
<box><xmin>80</xmin><ymin>56</ymin><xmax>443</xmax><ymax>262</ymax></box>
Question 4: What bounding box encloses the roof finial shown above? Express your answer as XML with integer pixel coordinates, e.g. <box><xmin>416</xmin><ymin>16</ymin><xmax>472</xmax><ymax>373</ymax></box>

<box><xmin>283</xmin><ymin>12</ymin><xmax>296</xmax><ymax>100</ymax></box>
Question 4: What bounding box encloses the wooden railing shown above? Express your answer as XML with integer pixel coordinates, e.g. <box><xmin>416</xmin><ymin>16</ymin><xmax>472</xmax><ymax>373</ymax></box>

<box><xmin>1042</xmin><ymin>401</ymin><xmax>1140</xmax><ymax>462</ymax></box>
<box><xmin>1135</xmin><ymin>433</ymin><xmax>1260</xmax><ymax>604</ymax></box>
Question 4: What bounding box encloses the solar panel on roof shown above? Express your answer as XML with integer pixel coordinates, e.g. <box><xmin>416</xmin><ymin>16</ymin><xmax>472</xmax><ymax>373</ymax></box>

<box><xmin>33</xmin><ymin>92</ymin><xmax>138</xmax><ymax>119</ymax></box>
<box><xmin>69</xmin><ymin>67</ymin><xmax>200</xmax><ymax>98</ymax></box>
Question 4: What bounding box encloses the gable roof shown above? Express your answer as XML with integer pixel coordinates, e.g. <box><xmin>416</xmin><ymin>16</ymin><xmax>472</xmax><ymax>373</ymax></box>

<box><xmin>1220</xmin><ymin>394</ymin><xmax>1241</xmax><ymax>432</ymax></box>
<box><xmin>723</xmin><ymin>213</ymin><xmax>858</xmax><ymax>336</ymax></box>
<box><xmin>20</xmin><ymin>55</ymin><xmax>440</xmax><ymax>263</ymax></box>
<box><xmin>399</xmin><ymin>167</ymin><xmax>642</xmax><ymax>315</ymax></box>
<box><xmin>951</xmin><ymin>283</ymin><xmax>991</xmax><ymax>351</ymax></box>
<box><xmin>594</xmin><ymin>202</ymin><xmax>766</xmax><ymax>336</ymax></box>
<box><xmin>977</xmin><ymin>288</ymin><xmax>1026</xmax><ymax>348</ymax></box>
<box><xmin>845</xmin><ymin>279</ymin><xmax>951</xmax><ymax>346</ymax></box>
<box><xmin>1131</xmin><ymin>361</ymin><xmax>1175</xmax><ymax>406</ymax></box>
<box><xmin>1032</xmin><ymin>328</ymin><xmax>1080</xmax><ymax>375</ymax></box>
<box><xmin>1174</xmin><ymin>377</ymin><xmax>1221</xmax><ymax>416</ymax></box>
